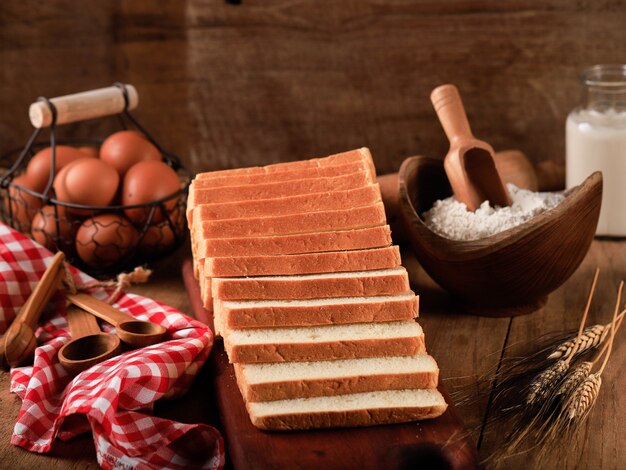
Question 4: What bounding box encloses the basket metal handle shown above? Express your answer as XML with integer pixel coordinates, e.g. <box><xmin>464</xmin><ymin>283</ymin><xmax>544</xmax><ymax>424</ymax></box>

<box><xmin>29</xmin><ymin>84</ymin><xmax>139</xmax><ymax>129</ymax></box>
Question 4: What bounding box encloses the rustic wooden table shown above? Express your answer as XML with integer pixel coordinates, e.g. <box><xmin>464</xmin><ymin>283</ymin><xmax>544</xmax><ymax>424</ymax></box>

<box><xmin>0</xmin><ymin>239</ymin><xmax>624</xmax><ymax>469</ymax></box>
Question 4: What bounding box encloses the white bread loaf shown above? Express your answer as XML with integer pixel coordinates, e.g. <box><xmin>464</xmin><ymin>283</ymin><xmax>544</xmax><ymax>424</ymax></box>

<box><xmin>215</xmin><ymin>293</ymin><xmax>419</xmax><ymax>331</ymax></box>
<box><xmin>235</xmin><ymin>354</ymin><xmax>439</xmax><ymax>402</ymax></box>
<box><xmin>222</xmin><ymin>320</ymin><xmax>425</xmax><ymax>363</ymax></box>
<box><xmin>195</xmin><ymin>147</ymin><xmax>375</xmax><ymax>180</ymax></box>
<box><xmin>211</xmin><ymin>267</ymin><xmax>410</xmax><ymax>301</ymax></box>
<box><xmin>247</xmin><ymin>388</ymin><xmax>447</xmax><ymax>430</ymax></box>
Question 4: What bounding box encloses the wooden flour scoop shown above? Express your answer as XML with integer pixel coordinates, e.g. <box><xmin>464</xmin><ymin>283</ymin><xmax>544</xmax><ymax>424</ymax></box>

<box><xmin>431</xmin><ymin>84</ymin><xmax>512</xmax><ymax>211</ymax></box>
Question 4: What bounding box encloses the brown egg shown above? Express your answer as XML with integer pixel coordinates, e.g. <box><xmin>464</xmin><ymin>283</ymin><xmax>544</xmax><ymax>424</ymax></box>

<box><xmin>26</xmin><ymin>145</ymin><xmax>91</xmax><ymax>193</ymax></box>
<box><xmin>100</xmin><ymin>130</ymin><xmax>162</xmax><ymax>177</ymax></box>
<box><xmin>75</xmin><ymin>214</ymin><xmax>138</xmax><ymax>268</ymax></box>
<box><xmin>4</xmin><ymin>174</ymin><xmax>43</xmax><ymax>231</ymax></box>
<box><xmin>122</xmin><ymin>161</ymin><xmax>180</xmax><ymax>224</ymax></box>
<box><xmin>31</xmin><ymin>205</ymin><xmax>74</xmax><ymax>251</ymax></box>
<box><xmin>138</xmin><ymin>221</ymin><xmax>177</xmax><ymax>258</ymax></box>
<box><xmin>54</xmin><ymin>158</ymin><xmax>119</xmax><ymax>214</ymax></box>
<box><xmin>78</xmin><ymin>146</ymin><xmax>100</xmax><ymax>159</ymax></box>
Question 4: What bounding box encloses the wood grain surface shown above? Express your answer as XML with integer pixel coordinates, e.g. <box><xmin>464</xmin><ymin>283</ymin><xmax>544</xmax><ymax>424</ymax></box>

<box><xmin>0</xmin><ymin>1</ymin><xmax>625</xmax><ymax>468</ymax></box>
<box><xmin>0</xmin><ymin>242</ymin><xmax>624</xmax><ymax>468</ymax></box>
<box><xmin>182</xmin><ymin>259</ymin><xmax>479</xmax><ymax>470</ymax></box>
<box><xmin>2</xmin><ymin>1</ymin><xmax>626</xmax><ymax>175</ymax></box>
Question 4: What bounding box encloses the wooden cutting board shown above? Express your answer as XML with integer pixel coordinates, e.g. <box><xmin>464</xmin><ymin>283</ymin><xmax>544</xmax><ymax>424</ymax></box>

<box><xmin>182</xmin><ymin>259</ymin><xmax>478</xmax><ymax>470</ymax></box>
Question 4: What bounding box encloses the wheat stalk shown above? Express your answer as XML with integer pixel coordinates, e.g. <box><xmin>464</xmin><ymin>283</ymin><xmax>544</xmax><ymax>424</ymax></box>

<box><xmin>564</xmin><ymin>373</ymin><xmax>602</xmax><ymax>420</ymax></box>
<box><xmin>526</xmin><ymin>360</ymin><xmax>569</xmax><ymax>405</ymax></box>
<box><xmin>547</xmin><ymin>323</ymin><xmax>609</xmax><ymax>360</ymax></box>
<box><xmin>555</xmin><ymin>361</ymin><xmax>593</xmax><ymax>397</ymax></box>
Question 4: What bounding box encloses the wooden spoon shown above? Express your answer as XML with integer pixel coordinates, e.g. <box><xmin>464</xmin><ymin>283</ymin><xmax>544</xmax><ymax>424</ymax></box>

<box><xmin>430</xmin><ymin>84</ymin><xmax>512</xmax><ymax>210</ymax></box>
<box><xmin>58</xmin><ymin>306</ymin><xmax>121</xmax><ymax>374</ymax></box>
<box><xmin>66</xmin><ymin>293</ymin><xmax>167</xmax><ymax>347</ymax></box>
<box><xmin>2</xmin><ymin>252</ymin><xmax>65</xmax><ymax>368</ymax></box>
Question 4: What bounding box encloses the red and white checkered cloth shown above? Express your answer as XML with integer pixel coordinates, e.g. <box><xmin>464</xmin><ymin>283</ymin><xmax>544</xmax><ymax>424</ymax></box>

<box><xmin>0</xmin><ymin>223</ymin><xmax>225</xmax><ymax>470</ymax></box>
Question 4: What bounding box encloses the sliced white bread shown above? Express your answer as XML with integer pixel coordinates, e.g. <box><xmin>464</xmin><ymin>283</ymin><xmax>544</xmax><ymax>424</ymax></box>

<box><xmin>188</xmin><ymin>184</ymin><xmax>381</xmax><ymax>225</ymax></box>
<box><xmin>189</xmin><ymin>170</ymin><xmax>373</xmax><ymax>206</ymax></box>
<box><xmin>203</xmin><ymin>246</ymin><xmax>401</xmax><ymax>278</ymax></box>
<box><xmin>195</xmin><ymin>226</ymin><xmax>391</xmax><ymax>258</ymax></box>
<box><xmin>215</xmin><ymin>293</ymin><xmax>419</xmax><ymax>330</ymax></box>
<box><xmin>234</xmin><ymin>354</ymin><xmax>439</xmax><ymax>402</ymax></box>
<box><xmin>211</xmin><ymin>267</ymin><xmax>410</xmax><ymax>301</ymax></box>
<box><xmin>222</xmin><ymin>320</ymin><xmax>425</xmax><ymax>363</ymax></box>
<box><xmin>193</xmin><ymin>160</ymin><xmax>371</xmax><ymax>189</ymax></box>
<box><xmin>247</xmin><ymin>388</ymin><xmax>447</xmax><ymax>430</ymax></box>
<box><xmin>193</xmin><ymin>202</ymin><xmax>386</xmax><ymax>239</ymax></box>
<box><xmin>195</xmin><ymin>147</ymin><xmax>375</xmax><ymax>180</ymax></box>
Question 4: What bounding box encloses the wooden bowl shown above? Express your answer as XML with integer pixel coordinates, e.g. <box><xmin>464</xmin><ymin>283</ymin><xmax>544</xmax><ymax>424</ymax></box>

<box><xmin>398</xmin><ymin>156</ymin><xmax>602</xmax><ymax>316</ymax></box>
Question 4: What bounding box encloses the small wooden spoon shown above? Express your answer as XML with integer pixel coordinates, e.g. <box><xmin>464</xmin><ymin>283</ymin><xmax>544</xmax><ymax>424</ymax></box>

<box><xmin>2</xmin><ymin>252</ymin><xmax>65</xmax><ymax>368</ymax></box>
<box><xmin>58</xmin><ymin>306</ymin><xmax>121</xmax><ymax>374</ymax></box>
<box><xmin>431</xmin><ymin>84</ymin><xmax>512</xmax><ymax>211</ymax></box>
<box><xmin>66</xmin><ymin>293</ymin><xmax>167</xmax><ymax>348</ymax></box>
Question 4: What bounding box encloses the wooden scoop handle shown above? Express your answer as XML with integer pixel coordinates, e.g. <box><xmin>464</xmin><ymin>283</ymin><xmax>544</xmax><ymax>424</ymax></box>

<box><xmin>67</xmin><ymin>293</ymin><xmax>135</xmax><ymax>327</ymax></box>
<box><xmin>29</xmin><ymin>84</ymin><xmax>138</xmax><ymax>129</ymax></box>
<box><xmin>14</xmin><ymin>252</ymin><xmax>65</xmax><ymax>330</ymax></box>
<box><xmin>430</xmin><ymin>84</ymin><xmax>473</xmax><ymax>142</ymax></box>
<box><xmin>66</xmin><ymin>306</ymin><xmax>101</xmax><ymax>339</ymax></box>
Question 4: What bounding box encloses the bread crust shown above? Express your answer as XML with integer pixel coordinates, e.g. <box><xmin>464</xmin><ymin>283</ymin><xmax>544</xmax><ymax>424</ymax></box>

<box><xmin>196</xmin><ymin>226</ymin><xmax>391</xmax><ymax>258</ymax></box>
<box><xmin>224</xmin><ymin>336</ymin><xmax>425</xmax><ymax>364</ymax></box>
<box><xmin>248</xmin><ymin>404</ymin><xmax>448</xmax><ymax>430</ymax></box>
<box><xmin>211</xmin><ymin>268</ymin><xmax>409</xmax><ymax>301</ymax></box>
<box><xmin>195</xmin><ymin>148</ymin><xmax>375</xmax><ymax>179</ymax></box>
<box><xmin>235</xmin><ymin>366</ymin><xmax>439</xmax><ymax>402</ymax></box>
<box><xmin>204</xmin><ymin>246</ymin><xmax>401</xmax><ymax>277</ymax></box>
<box><xmin>218</xmin><ymin>295</ymin><xmax>419</xmax><ymax>329</ymax></box>
<box><xmin>193</xmin><ymin>161</ymin><xmax>370</xmax><ymax>188</ymax></box>
<box><xmin>190</xmin><ymin>171</ymin><xmax>372</xmax><ymax>206</ymax></box>
<box><xmin>188</xmin><ymin>184</ymin><xmax>381</xmax><ymax>224</ymax></box>
<box><xmin>193</xmin><ymin>203</ymin><xmax>386</xmax><ymax>239</ymax></box>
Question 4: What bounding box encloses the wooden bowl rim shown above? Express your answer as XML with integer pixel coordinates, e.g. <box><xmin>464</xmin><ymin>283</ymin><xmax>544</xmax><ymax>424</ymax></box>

<box><xmin>398</xmin><ymin>155</ymin><xmax>602</xmax><ymax>257</ymax></box>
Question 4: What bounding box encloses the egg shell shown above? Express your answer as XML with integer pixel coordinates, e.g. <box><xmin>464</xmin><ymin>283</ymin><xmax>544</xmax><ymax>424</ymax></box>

<box><xmin>122</xmin><ymin>161</ymin><xmax>180</xmax><ymax>224</ymax></box>
<box><xmin>26</xmin><ymin>145</ymin><xmax>92</xmax><ymax>193</ymax></box>
<box><xmin>78</xmin><ymin>146</ymin><xmax>100</xmax><ymax>159</ymax></box>
<box><xmin>4</xmin><ymin>174</ymin><xmax>43</xmax><ymax>231</ymax></box>
<box><xmin>31</xmin><ymin>205</ymin><xmax>74</xmax><ymax>251</ymax></box>
<box><xmin>100</xmin><ymin>130</ymin><xmax>162</xmax><ymax>177</ymax></box>
<box><xmin>54</xmin><ymin>158</ymin><xmax>119</xmax><ymax>215</ymax></box>
<box><xmin>75</xmin><ymin>214</ymin><xmax>138</xmax><ymax>268</ymax></box>
<box><xmin>138</xmin><ymin>221</ymin><xmax>177</xmax><ymax>258</ymax></box>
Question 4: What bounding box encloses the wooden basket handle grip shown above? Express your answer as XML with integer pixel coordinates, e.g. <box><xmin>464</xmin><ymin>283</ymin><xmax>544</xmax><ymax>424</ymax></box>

<box><xmin>29</xmin><ymin>84</ymin><xmax>139</xmax><ymax>129</ymax></box>
<box><xmin>430</xmin><ymin>84</ymin><xmax>473</xmax><ymax>142</ymax></box>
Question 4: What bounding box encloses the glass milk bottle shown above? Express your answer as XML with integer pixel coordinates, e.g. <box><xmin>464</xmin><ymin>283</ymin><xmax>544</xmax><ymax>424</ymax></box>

<box><xmin>566</xmin><ymin>64</ymin><xmax>626</xmax><ymax>236</ymax></box>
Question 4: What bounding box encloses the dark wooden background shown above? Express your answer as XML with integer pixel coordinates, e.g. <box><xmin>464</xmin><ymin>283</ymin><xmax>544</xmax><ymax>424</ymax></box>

<box><xmin>1</xmin><ymin>0</ymin><xmax>625</xmax><ymax>175</ymax></box>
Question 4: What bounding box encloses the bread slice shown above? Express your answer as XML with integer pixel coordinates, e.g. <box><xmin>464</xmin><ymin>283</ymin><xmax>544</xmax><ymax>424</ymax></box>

<box><xmin>193</xmin><ymin>161</ymin><xmax>371</xmax><ymax>189</ymax></box>
<box><xmin>196</xmin><ymin>226</ymin><xmax>392</xmax><ymax>258</ymax></box>
<box><xmin>195</xmin><ymin>148</ymin><xmax>375</xmax><ymax>180</ymax></box>
<box><xmin>188</xmin><ymin>184</ymin><xmax>381</xmax><ymax>225</ymax></box>
<box><xmin>216</xmin><ymin>293</ymin><xmax>419</xmax><ymax>330</ymax></box>
<box><xmin>235</xmin><ymin>354</ymin><xmax>439</xmax><ymax>402</ymax></box>
<box><xmin>203</xmin><ymin>246</ymin><xmax>401</xmax><ymax>277</ymax></box>
<box><xmin>223</xmin><ymin>320</ymin><xmax>425</xmax><ymax>363</ymax></box>
<box><xmin>211</xmin><ymin>267</ymin><xmax>410</xmax><ymax>301</ymax></box>
<box><xmin>247</xmin><ymin>388</ymin><xmax>447</xmax><ymax>430</ymax></box>
<box><xmin>189</xmin><ymin>170</ymin><xmax>372</xmax><ymax>206</ymax></box>
<box><xmin>193</xmin><ymin>203</ymin><xmax>386</xmax><ymax>239</ymax></box>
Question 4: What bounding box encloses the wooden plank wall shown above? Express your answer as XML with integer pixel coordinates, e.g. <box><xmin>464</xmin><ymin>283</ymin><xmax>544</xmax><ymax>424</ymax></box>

<box><xmin>1</xmin><ymin>0</ymin><xmax>625</xmax><ymax>175</ymax></box>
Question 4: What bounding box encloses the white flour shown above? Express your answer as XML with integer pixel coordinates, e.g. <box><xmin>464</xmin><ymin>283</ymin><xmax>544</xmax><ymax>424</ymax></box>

<box><xmin>423</xmin><ymin>184</ymin><xmax>565</xmax><ymax>241</ymax></box>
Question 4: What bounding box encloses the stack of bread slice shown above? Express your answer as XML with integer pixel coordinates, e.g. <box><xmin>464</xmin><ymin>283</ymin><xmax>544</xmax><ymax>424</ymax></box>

<box><xmin>187</xmin><ymin>148</ymin><xmax>447</xmax><ymax>430</ymax></box>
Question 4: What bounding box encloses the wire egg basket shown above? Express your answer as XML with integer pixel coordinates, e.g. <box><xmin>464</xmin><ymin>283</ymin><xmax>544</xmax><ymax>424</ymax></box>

<box><xmin>0</xmin><ymin>83</ymin><xmax>191</xmax><ymax>275</ymax></box>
